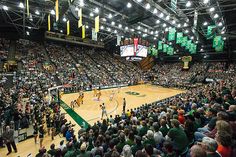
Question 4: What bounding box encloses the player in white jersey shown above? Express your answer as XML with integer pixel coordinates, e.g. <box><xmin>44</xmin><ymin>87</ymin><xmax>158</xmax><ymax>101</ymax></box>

<box><xmin>109</xmin><ymin>90</ymin><xmax>115</xmax><ymax>101</ymax></box>
<box><xmin>100</xmin><ymin>103</ymin><xmax>108</xmax><ymax>120</ymax></box>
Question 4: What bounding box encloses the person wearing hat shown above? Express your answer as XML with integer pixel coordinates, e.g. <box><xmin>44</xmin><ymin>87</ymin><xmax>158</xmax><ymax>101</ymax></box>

<box><xmin>167</xmin><ymin>119</ymin><xmax>188</xmax><ymax>154</ymax></box>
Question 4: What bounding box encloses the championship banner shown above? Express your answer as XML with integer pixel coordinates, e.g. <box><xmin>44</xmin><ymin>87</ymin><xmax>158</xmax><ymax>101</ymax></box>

<box><xmin>176</xmin><ymin>32</ymin><xmax>183</xmax><ymax>44</ymax></box>
<box><xmin>133</xmin><ymin>38</ymin><xmax>139</xmax><ymax>56</ymax></box>
<box><xmin>163</xmin><ymin>44</ymin><xmax>168</xmax><ymax>53</ymax></box>
<box><xmin>78</xmin><ymin>9</ymin><xmax>82</xmax><ymax>28</ymax></box>
<box><xmin>186</xmin><ymin>40</ymin><xmax>191</xmax><ymax>50</ymax></box>
<box><xmin>215</xmin><ymin>40</ymin><xmax>224</xmax><ymax>52</ymax></box>
<box><xmin>207</xmin><ymin>25</ymin><xmax>216</xmax><ymax>39</ymax></box>
<box><xmin>117</xmin><ymin>35</ymin><xmax>121</xmax><ymax>46</ymax></box>
<box><xmin>92</xmin><ymin>28</ymin><xmax>97</xmax><ymax>41</ymax></box>
<box><xmin>181</xmin><ymin>36</ymin><xmax>187</xmax><ymax>47</ymax></box>
<box><xmin>55</xmin><ymin>0</ymin><xmax>59</xmax><ymax>21</ymax></box>
<box><xmin>82</xmin><ymin>25</ymin><xmax>85</xmax><ymax>39</ymax></box>
<box><xmin>48</xmin><ymin>14</ymin><xmax>51</xmax><ymax>31</ymax></box>
<box><xmin>67</xmin><ymin>20</ymin><xmax>70</xmax><ymax>35</ymax></box>
<box><xmin>158</xmin><ymin>41</ymin><xmax>163</xmax><ymax>50</ymax></box>
<box><xmin>95</xmin><ymin>16</ymin><xmax>99</xmax><ymax>33</ymax></box>
<box><xmin>26</xmin><ymin>0</ymin><xmax>29</xmax><ymax>17</ymax></box>
<box><xmin>168</xmin><ymin>28</ymin><xmax>176</xmax><ymax>41</ymax></box>
<box><xmin>182</xmin><ymin>56</ymin><xmax>192</xmax><ymax>69</ymax></box>
<box><xmin>213</xmin><ymin>36</ymin><xmax>222</xmax><ymax>48</ymax></box>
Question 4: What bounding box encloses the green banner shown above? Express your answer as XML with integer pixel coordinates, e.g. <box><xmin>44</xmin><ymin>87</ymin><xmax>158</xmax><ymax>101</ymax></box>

<box><xmin>207</xmin><ymin>25</ymin><xmax>216</xmax><ymax>39</ymax></box>
<box><xmin>213</xmin><ymin>36</ymin><xmax>222</xmax><ymax>48</ymax></box>
<box><xmin>181</xmin><ymin>36</ymin><xmax>188</xmax><ymax>47</ymax></box>
<box><xmin>167</xmin><ymin>47</ymin><xmax>174</xmax><ymax>55</ymax></box>
<box><xmin>215</xmin><ymin>40</ymin><xmax>224</xmax><ymax>52</ymax></box>
<box><xmin>168</xmin><ymin>28</ymin><xmax>176</xmax><ymax>41</ymax></box>
<box><xmin>176</xmin><ymin>32</ymin><xmax>183</xmax><ymax>44</ymax></box>
<box><xmin>158</xmin><ymin>41</ymin><xmax>163</xmax><ymax>50</ymax></box>
<box><xmin>163</xmin><ymin>44</ymin><xmax>168</xmax><ymax>53</ymax></box>
<box><xmin>186</xmin><ymin>40</ymin><xmax>192</xmax><ymax>50</ymax></box>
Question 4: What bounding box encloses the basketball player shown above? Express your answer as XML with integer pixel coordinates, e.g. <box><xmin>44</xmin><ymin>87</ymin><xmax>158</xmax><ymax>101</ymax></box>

<box><xmin>70</xmin><ymin>100</ymin><xmax>75</xmax><ymax>110</ymax></box>
<box><xmin>79</xmin><ymin>90</ymin><xmax>84</xmax><ymax>104</ymax></box>
<box><xmin>93</xmin><ymin>88</ymin><xmax>97</xmax><ymax>97</ymax></box>
<box><xmin>100</xmin><ymin>103</ymin><xmax>108</xmax><ymax>120</ymax></box>
<box><xmin>123</xmin><ymin>98</ymin><xmax>126</xmax><ymax>113</ymax></box>
<box><xmin>76</xmin><ymin>96</ymin><xmax>81</xmax><ymax>107</ymax></box>
<box><xmin>109</xmin><ymin>90</ymin><xmax>115</xmax><ymax>101</ymax></box>
<box><xmin>97</xmin><ymin>89</ymin><xmax>101</xmax><ymax>101</ymax></box>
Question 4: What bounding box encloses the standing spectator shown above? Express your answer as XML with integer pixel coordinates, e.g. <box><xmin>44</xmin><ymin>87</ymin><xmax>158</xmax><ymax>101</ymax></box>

<box><xmin>123</xmin><ymin>98</ymin><xmax>126</xmax><ymax>113</ymax></box>
<box><xmin>3</xmin><ymin>126</ymin><xmax>17</xmax><ymax>155</ymax></box>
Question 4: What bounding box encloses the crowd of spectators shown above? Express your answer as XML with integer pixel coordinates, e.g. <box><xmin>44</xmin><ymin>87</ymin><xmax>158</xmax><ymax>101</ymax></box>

<box><xmin>0</xmin><ymin>38</ymin><xmax>9</xmax><ymax>61</ymax></box>
<box><xmin>0</xmin><ymin>40</ymin><xmax>236</xmax><ymax>157</ymax></box>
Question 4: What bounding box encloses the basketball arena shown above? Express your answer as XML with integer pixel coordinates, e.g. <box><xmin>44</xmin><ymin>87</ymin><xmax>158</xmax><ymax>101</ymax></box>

<box><xmin>0</xmin><ymin>0</ymin><xmax>236</xmax><ymax>157</ymax></box>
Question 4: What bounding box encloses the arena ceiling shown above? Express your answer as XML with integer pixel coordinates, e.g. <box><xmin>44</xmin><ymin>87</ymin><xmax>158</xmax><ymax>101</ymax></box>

<box><xmin>1</xmin><ymin>0</ymin><xmax>236</xmax><ymax>55</ymax></box>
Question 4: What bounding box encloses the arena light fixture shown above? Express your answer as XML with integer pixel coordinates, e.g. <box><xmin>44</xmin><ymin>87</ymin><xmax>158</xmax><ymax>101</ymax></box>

<box><xmin>50</xmin><ymin>10</ymin><xmax>55</xmax><ymax>15</ymax></box>
<box><xmin>131</xmin><ymin>28</ymin><xmax>134</xmax><ymax>32</ymax></box>
<box><xmin>125</xmin><ymin>26</ymin><xmax>128</xmax><ymax>30</ymax></box>
<box><xmin>183</xmin><ymin>23</ymin><xmax>188</xmax><ymax>27</ymax></box>
<box><xmin>154</xmin><ymin>37</ymin><xmax>157</xmax><ymax>40</ymax></box>
<box><xmin>100</xmin><ymin>25</ymin><xmax>104</xmax><ymax>29</ymax></box>
<box><xmin>186</xmin><ymin>1</ymin><xmax>192</xmax><ymax>7</ymax></box>
<box><xmin>155</xmin><ymin>30</ymin><xmax>158</xmax><ymax>34</ymax></box>
<box><xmin>111</xmin><ymin>21</ymin><xmax>115</xmax><ymax>25</ymax></box>
<box><xmin>150</xmin><ymin>31</ymin><xmax>154</xmax><ymax>34</ymax></box>
<box><xmin>159</xmin><ymin>13</ymin><xmax>164</xmax><ymax>18</ymax></box>
<box><xmin>209</xmin><ymin>7</ymin><xmax>215</xmax><ymax>12</ymax></box>
<box><xmin>86</xmin><ymin>25</ymin><xmax>89</xmax><ymax>29</ymax></box>
<box><xmin>145</xmin><ymin>3</ymin><xmax>151</xmax><ymax>10</ymax></box>
<box><xmin>185</xmin><ymin>30</ymin><xmax>189</xmax><ymax>33</ymax></box>
<box><xmin>94</xmin><ymin>7</ymin><xmax>99</xmax><ymax>13</ymax></box>
<box><xmin>102</xmin><ymin>18</ymin><xmax>107</xmax><ymax>22</ymax></box>
<box><xmin>144</xmin><ymin>29</ymin><xmax>147</xmax><ymax>32</ymax></box>
<box><xmin>177</xmin><ymin>24</ymin><xmax>181</xmax><ymax>28</ymax></box>
<box><xmin>203</xmin><ymin>22</ymin><xmax>208</xmax><ymax>26</ymax></box>
<box><xmin>221</xmin><ymin>31</ymin><xmax>225</xmax><ymax>34</ymax></box>
<box><xmin>137</xmin><ymin>26</ymin><xmax>141</xmax><ymax>30</ymax></box>
<box><xmin>108</xmin><ymin>13</ymin><xmax>112</xmax><ymax>19</ymax></box>
<box><xmin>172</xmin><ymin>20</ymin><xmax>176</xmax><ymax>24</ymax></box>
<box><xmin>107</xmin><ymin>27</ymin><xmax>111</xmax><ymax>31</ymax></box>
<box><xmin>153</xmin><ymin>8</ymin><xmax>158</xmax><ymax>14</ymax></box>
<box><xmin>163</xmin><ymin>23</ymin><xmax>167</xmax><ymax>27</ymax></box>
<box><xmin>127</xmin><ymin>2</ymin><xmax>132</xmax><ymax>8</ymax></box>
<box><xmin>75</xmin><ymin>7</ymin><xmax>79</xmax><ymax>11</ymax></box>
<box><xmin>166</xmin><ymin>15</ymin><xmax>170</xmax><ymax>20</ymax></box>
<box><xmin>200</xmin><ymin>48</ymin><xmax>204</xmax><ymax>52</ymax></box>
<box><xmin>196</xmin><ymin>41</ymin><xmax>199</xmax><ymax>44</ymax></box>
<box><xmin>60</xmin><ymin>30</ymin><xmax>63</xmax><ymax>33</ymax></box>
<box><xmin>19</xmin><ymin>2</ymin><xmax>24</xmax><ymax>8</ymax></box>
<box><xmin>191</xmin><ymin>36</ymin><xmax>194</xmax><ymax>40</ymax></box>
<box><xmin>214</xmin><ymin>14</ymin><xmax>219</xmax><ymax>19</ymax></box>
<box><xmin>35</xmin><ymin>10</ymin><xmax>40</xmax><ymax>15</ymax></box>
<box><xmin>63</xmin><ymin>17</ymin><xmax>67</xmax><ymax>22</ymax></box>
<box><xmin>79</xmin><ymin>0</ymin><xmax>84</xmax><ymax>7</ymax></box>
<box><xmin>3</xmin><ymin>5</ymin><xmax>9</xmax><ymax>10</ymax></box>
<box><xmin>118</xmin><ymin>24</ymin><xmax>122</xmax><ymax>28</ymax></box>
<box><xmin>137</xmin><ymin>0</ymin><xmax>142</xmax><ymax>2</ymax></box>
<box><xmin>26</xmin><ymin>31</ymin><xmax>30</xmax><ymax>35</ymax></box>
<box><xmin>203</xmin><ymin>0</ymin><xmax>209</xmax><ymax>4</ymax></box>
<box><xmin>223</xmin><ymin>37</ymin><xmax>226</xmax><ymax>40</ymax></box>
<box><xmin>218</xmin><ymin>22</ymin><xmax>223</xmax><ymax>27</ymax></box>
<box><xmin>114</xmin><ymin>30</ymin><xmax>117</xmax><ymax>33</ymax></box>
<box><xmin>165</xmin><ymin>28</ymin><xmax>168</xmax><ymax>32</ymax></box>
<box><xmin>90</xmin><ymin>12</ymin><xmax>94</xmax><ymax>17</ymax></box>
<box><xmin>156</xmin><ymin>20</ymin><xmax>160</xmax><ymax>24</ymax></box>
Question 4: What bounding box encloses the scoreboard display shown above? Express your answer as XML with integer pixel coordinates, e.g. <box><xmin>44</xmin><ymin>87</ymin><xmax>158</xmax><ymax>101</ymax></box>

<box><xmin>120</xmin><ymin>38</ymin><xmax>149</xmax><ymax>58</ymax></box>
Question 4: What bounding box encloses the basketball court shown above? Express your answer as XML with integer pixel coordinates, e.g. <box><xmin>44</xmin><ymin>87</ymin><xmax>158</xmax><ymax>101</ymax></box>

<box><xmin>0</xmin><ymin>85</ymin><xmax>185</xmax><ymax>157</ymax></box>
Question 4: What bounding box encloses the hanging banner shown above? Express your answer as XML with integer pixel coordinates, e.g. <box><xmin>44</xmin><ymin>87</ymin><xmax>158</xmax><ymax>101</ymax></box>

<box><xmin>193</xmin><ymin>10</ymin><xmax>198</xmax><ymax>29</ymax></box>
<box><xmin>171</xmin><ymin>0</ymin><xmax>177</xmax><ymax>13</ymax></box>
<box><xmin>163</xmin><ymin>44</ymin><xmax>168</xmax><ymax>53</ymax></box>
<box><xmin>213</xmin><ymin>36</ymin><xmax>222</xmax><ymax>48</ymax></box>
<box><xmin>95</xmin><ymin>16</ymin><xmax>99</xmax><ymax>33</ymax></box>
<box><xmin>181</xmin><ymin>37</ymin><xmax>187</xmax><ymax>47</ymax></box>
<box><xmin>134</xmin><ymin>38</ymin><xmax>139</xmax><ymax>56</ymax></box>
<box><xmin>168</xmin><ymin>28</ymin><xmax>176</xmax><ymax>41</ymax></box>
<box><xmin>207</xmin><ymin>25</ymin><xmax>216</xmax><ymax>39</ymax></box>
<box><xmin>158</xmin><ymin>41</ymin><xmax>163</xmax><ymax>50</ymax></box>
<box><xmin>215</xmin><ymin>40</ymin><xmax>224</xmax><ymax>52</ymax></box>
<box><xmin>186</xmin><ymin>40</ymin><xmax>191</xmax><ymax>50</ymax></box>
<box><xmin>117</xmin><ymin>35</ymin><xmax>121</xmax><ymax>46</ymax></box>
<box><xmin>82</xmin><ymin>25</ymin><xmax>85</xmax><ymax>39</ymax></box>
<box><xmin>67</xmin><ymin>20</ymin><xmax>70</xmax><ymax>35</ymax></box>
<box><xmin>78</xmin><ymin>9</ymin><xmax>82</xmax><ymax>28</ymax></box>
<box><xmin>26</xmin><ymin>0</ymin><xmax>29</xmax><ymax>17</ymax></box>
<box><xmin>176</xmin><ymin>32</ymin><xmax>183</xmax><ymax>44</ymax></box>
<box><xmin>55</xmin><ymin>0</ymin><xmax>59</xmax><ymax>21</ymax></box>
<box><xmin>92</xmin><ymin>28</ymin><xmax>97</xmax><ymax>41</ymax></box>
<box><xmin>48</xmin><ymin>14</ymin><xmax>51</xmax><ymax>31</ymax></box>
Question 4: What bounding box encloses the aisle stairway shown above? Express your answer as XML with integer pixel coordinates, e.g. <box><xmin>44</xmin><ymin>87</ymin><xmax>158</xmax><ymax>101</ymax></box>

<box><xmin>7</xmin><ymin>40</ymin><xmax>16</xmax><ymax>60</ymax></box>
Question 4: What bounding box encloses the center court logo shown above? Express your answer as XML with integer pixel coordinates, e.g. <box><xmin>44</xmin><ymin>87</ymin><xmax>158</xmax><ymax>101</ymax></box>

<box><xmin>125</xmin><ymin>91</ymin><xmax>146</xmax><ymax>97</ymax></box>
